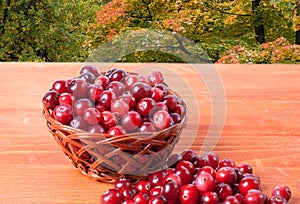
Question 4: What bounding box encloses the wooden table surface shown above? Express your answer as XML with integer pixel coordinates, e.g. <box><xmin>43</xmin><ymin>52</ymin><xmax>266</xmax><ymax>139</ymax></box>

<box><xmin>0</xmin><ymin>62</ymin><xmax>299</xmax><ymax>203</ymax></box>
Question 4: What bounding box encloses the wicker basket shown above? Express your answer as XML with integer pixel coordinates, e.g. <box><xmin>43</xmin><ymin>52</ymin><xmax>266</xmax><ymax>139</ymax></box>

<box><xmin>43</xmin><ymin>90</ymin><xmax>188</xmax><ymax>183</ymax></box>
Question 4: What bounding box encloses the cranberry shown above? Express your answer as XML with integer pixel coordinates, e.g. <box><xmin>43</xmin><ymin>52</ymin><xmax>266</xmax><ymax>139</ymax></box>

<box><xmin>58</xmin><ymin>92</ymin><xmax>74</xmax><ymax>106</ymax></box>
<box><xmin>73</xmin><ymin>98</ymin><xmax>93</xmax><ymax>116</ymax></box>
<box><xmin>114</xmin><ymin>178</ymin><xmax>131</xmax><ymax>191</ymax></box>
<box><xmin>138</xmin><ymin>121</ymin><xmax>157</xmax><ymax>132</ymax></box>
<box><xmin>111</xmin><ymin>99</ymin><xmax>129</xmax><ymax>116</ymax></box>
<box><xmin>198</xmin><ymin>166</ymin><xmax>216</xmax><ymax>179</ymax></box>
<box><xmin>233</xmin><ymin>167</ymin><xmax>244</xmax><ymax>183</ymax></box>
<box><xmin>234</xmin><ymin>193</ymin><xmax>244</xmax><ymax>203</ymax></box>
<box><xmin>216</xmin><ymin>167</ymin><xmax>237</xmax><ymax>184</ymax></box>
<box><xmin>69</xmin><ymin>116</ymin><xmax>88</xmax><ymax>130</ymax></box>
<box><xmin>42</xmin><ymin>90</ymin><xmax>59</xmax><ymax>110</ymax></box>
<box><xmin>201</xmin><ymin>191</ymin><xmax>219</xmax><ymax>204</ymax></box>
<box><xmin>152</xmin><ymin>110</ymin><xmax>171</xmax><ymax>130</ymax></box>
<box><xmin>215</xmin><ymin>183</ymin><xmax>233</xmax><ymax>201</ymax></box>
<box><xmin>192</xmin><ymin>151</ymin><xmax>219</xmax><ymax>169</ymax></box>
<box><xmin>124</xmin><ymin>75</ymin><xmax>138</xmax><ymax>91</ymax></box>
<box><xmin>219</xmin><ymin>158</ymin><xmax>236</xmax><ymax>168</ymax></box>
<box><xmin>78</xmin><ymin>72</ymin><xmax>96</xmax><ymax>84</ymax></box>
<box><xmin>79</xmin><ymin>64</ymin><xmax>100</xmax><ymax>77</ymax></box>
<box><xmin>149</xmin><ymin>186</ymin><xmax>163</xmax><ymax>197</ymax></box>
<box><xmin>105</xmin><ymin>68</ymin><xmax>118</xmax><ymax>77</ymax></box>
<box><xmin>175</xmin><ymin>166</ymin><xmax>193</xmax><ymax>185</ymax></box>
<box><xmin>131</xmin><ymin>82</ymin><xmax>151</xmax><ymax>101</ymax></box>
<box><xmin>163</xmin><ymin>172</ymin><xmax>183</xmax><ymax>188</ymax></box>
<box><xmin>119</xmin><ymin>187</ymin><xmax>136</xmax><ymax>200</ymax></box>
<box><xmin>135</xmin><ymin>180</ymin><xmax>151</xmax><ymax>194</ymax></box>
<box><xmin>100</xmin><ymin>189</ymin><xmax>123</xmax><ymax>204</ymax></box>
<box><xmin>108</xmin><ymin>69</ymin><xmax>126</xmax><ymax>82</ymax></box>
<box><xmin>174</xmin><ymin>104</ymin><xmax>186</xmax><ymax>117</ymax></box>
<box><xmin>176</xmin><ymin>160</ymin><xmax>196</xmax><ymax>175</ymax></box>
<box><xmin>118</xmin><ymin>94</ymin><xmax>136</xmax><ymax>109</ymax></box>
<box><xmin>148</xmin><ymin>170</ymin><xmax>165</xmax><ymax>188</ymax></box>
<box><xmin>237</xmin><ymin>163</ymin><xmax>253</xmax><ymax>174</ymax></box>
<box><xmin>195</xmin><ymin>171</ymin><xmax>215</xmax><ymax>193</ymax></box>
<box><xmin>101</xmin><ymin>111</ymin><xmax>116</xmax><ymax>129</ymax></box>
<box><xmin>222</xmin><ymin>195</ymin><xmax>240</xmax><ymax>204</ymax></box>
<box><xmin>133</xmin><ymin>193</ymin><xmax>149</xmax><ymax>204</ymax></box>
<box><xmin>52</xmin><ymin>79</ymin><xmax>70</xmax><ymax>94</ymax></box>
<box><xmin>53</xmin><ymin>104</ymin><xmax>73</xmax><ymax>124</ymax></box>
<box><xmin>162</xmin><ymin>180</ymin><xmax>180</xmax><ymax>204</ymax></box>
<box><xmin>88</xmin><ymin>124</ymin><xmax>105</xmax><ymax>133</ymax></box>
<box><xmin>98</xmin><ymin>90</ymin><xmax>117</xmax><ymax>110</ymax></box>
<box><xmin>149</xmin><ymin>195</ymin><xmax>167</xmax><ymax>204</ymax></box>
<box><xmin>87</xmin><ymin>84</ymin><xmax>103</xmax><ymax>102</ymax></box>
<box><xmin>107</xmin><ymin>125</ymin><xmax>125</xmax><ymax>135</ymax></box>
<box><xmin>138</xmin><ymin>74</ymin><xmax>149</xmax><ymax>84</ymax></box>
<box><xmin>244</xmin><ymin>189</ymin><xmax>265</xmax><ymax>204</ymax></box>
<box><xmin>239</xmin><ymin>176</ymin><xmax>260</xmax><ymax>195</ymax></box>
<box><xmin>69</xmin><ymin>78</ymin><xmax>88</xmax><ymax>98</ymax></box>
<box><xmin>271</xmin><ymin>185</ymin><xmax>291</xmax><ymax>201</ymax></box>
<box><xmin>151</xmin><ymin>87</ymin><xmax>164</xmax><ymax>102</ymax></box>
<box><xmin>121</xmin><ymin>111</ymin><xmax>142</xmax><ymax>132</ymax></box>
<box><xmin>268</xmin><ymin>195</ymin><xmax>287</xmax><ymax>204</ymax></box>
<box><xmin>148</xmin><ymin>71</ymin><xmax>164</xmax><ymax>86</ymax></box>
<box><xmin>94</xmin><ymin>75</ymin><xmax>110</xmax><ymax>90</ymax></box>
<box><xmin>154</xmin><ymin>83</ymin><xmax>169</xmax><ymax>96</ymax></box>
<box><xmin>83</xmin><ymin>107</ymin><xmax>102</xmax><ymax>125</ymax></box>
<box><xmin>170</xmin><ymin>112</ymin><xmax>181</xmax><ymax>124</ymax></box>
<box><xmin>137</xmin><ymin>97</ymin><xmax>156</xmax><ymax>117</ymax></box>
<box><xmin>179</xmin><ymin>184</ymin><xmax>200</xmax><ymax>204</ymax></box>
<box><xmin>163</xmin><ymin>95</ymin><xmax>178</xmax><ymax>112</ymax></box>
<box><xmin>107</xmin><ymin>81</ymin><xmax>125</xmax><ymax>96</ymax></box>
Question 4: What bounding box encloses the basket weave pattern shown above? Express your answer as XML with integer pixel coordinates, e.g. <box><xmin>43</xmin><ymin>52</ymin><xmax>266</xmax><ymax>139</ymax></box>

<box><xmin>43</xmin><ymin>97</ymin><xmax>187</xmax><ymax>183</ymax></box>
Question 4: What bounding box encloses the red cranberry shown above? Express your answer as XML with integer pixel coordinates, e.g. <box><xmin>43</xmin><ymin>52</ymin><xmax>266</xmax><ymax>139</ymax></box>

<box><xmin>148</xmin><ymin>171</ymin><xmax>165</xmax><ymax>188</ymax></box>
<box><xmin>42</xmin><ymin>90</ymin><xmax>59</xmax><ymax>110</ymax></box>
<box><xmin>100</xmin><ymin>189</ymin><xmax>123</xmax><ymax>204</ymax></box>
<box><xmin>98</xmin><ymin>90</ymin><xmax>117</xmax><ymax>110</ymax></box>
<box><xmin>87</xmin><ymin>84</ymin><xmax>103</xmax><ymax>102</ymax></box>
<box><xmin>111</xmin><ymin>99</ymin><xmax>129</xmax><ymax>116</ymax></box>
<box><xmin>163</xmin><ymin>95</ymin><xmax>178</xmax><ymax>112</ymax></box>
<box><xmin>237</xmin><ymin>163</ymin><xmax>253</xmax><ymax>174</ymax></box>
<box><xmin>271</xmin><ymin>185</ymin><xmax>291</xmax><ymax>201</ymax></box>
<box><xmin>83</xmin><ymin>107</ymin><xmax>102</xmax><ymax>125</ymax></box>
<box><xmin>138</xmin><ymin>121</ymin><xmax>157</xmax><ymax>132</ymax></box>
<box><xmin>118</xmin><ymin>94</ymin><xmax>136</xmax><ymax>109</ymax></box>
<box><xmin>135</xmin><ymin>180</ymin><xmax>151</xmax><ymax>194</ymax></box>
<box><xmin>192</xmin><ymin>151</ymin><xmax>219</xmax><ymax>169</ymax></box>
<box><xmin>179</xmin><ymin>184</ymin><xmax>200</xmax><ymax>204</ymax></box>
<box><xmin>138</xmin><ymin>74</ymin><xmax>149</xmax><ymax>84</ymax></box>
<box><xmin>175</xmin><ymin>166</ymin><xmax>193</xmax><ymax>185</ymax></box>
<box><xmin>101</xmin><ymin>111</ymin><xmax>116</xmax><ymax>129</ymax></box>
<box><xmin>149</xmin><ymin>195</ymin><xmax>167</xmax><ymax>204</ymax></box>
<box><xmin>105</xmin><ymin>68</ymin><xmax>118</xmax><ymax>77</ymax></box>
<box><xmin>137</xmin><ymin>97</ymin><xmax>156</xmax><ymax>117</ymax></box>
<box><xmin>124</xmin><ymin>75</ymin><xmax>138</xmax><ymax>91</ymax></box>
<box><xmin>234</xmin><ymin>193</ymin><xmax>244</xmax><ymax>203</ymax></box>
<box><xmin>163</xmin><ymin>172</ymin><xmax>183</xmax><ymax>188</ymax></box>
<box><xmin>170</xmin><ymin>112</ymin><xmax>182</xmax><ymax>124</ymax></box>
<box><xmin>52</xmin><ymin>79</ymin><xmax>70</xmax><ymax>94</ymax></box>
<box><xmin>131</xmin><ymin>82</ymin><xmax>151</xmax><ymax>101</ymax></box>
<box><xmin>119</xmin><ymin>187</ymin><xmax>136</xmax><ymax>200</ymax></box>
<box><xmin>268</xmin><ymin>195</ymin><xmax>287</xmax><ymax>204</ymax></box>
<box><xmin>219</xmin><ymin>158</ymin><xmax>236</xmax><ymax>168</ymax></box>
<box><xmin>107</xmin><ymin>125</ymin><xmax>125</xmax><ymax>135</ymax></box>
<box><xmin>59</xmin><ymin>92</ymin><xmax>74</xmax><ymax>106</ymax></box>
<box><xmin>198</xmin><ymin>166</ymin><xmax>216</xmax><ymax>179</ymax></box>
<box><xmin>154</xmin><ymin>84</ymin><xmax>169</xmax><ymax>96</ymax></box>
<box><xmin>79</xmin><ymin>64</ymin><xmax>100</xmax><ymax>77</ymax></box>
<box><xmin>174</xmin><ymin>104</ymin><xmax>186</xmax><ymax>117</ymax></box>
<box><xmin>176</xmin><ymin>160</ymin><xmax>196</xmax><ymax>175</ymax></box>
<box><xmin>151</xmin><ymin>87</ymin><xmax>164</xmax><ymax>102</ymax></box>
<box><xmin>114</xmin><ymin>178</ymin><xmax>131</xmax><ymax>191</ymax></box>
<box><xmin>215</xmin><ymin>183</ymin><xmax>233</xmax><ymax>201</ymax></box>
<box><xmin>94</xmin><ymin>75</ymin><xmax>110</xmax><ymax>90</ymax></box>
<box><xmin>73</xmin><ymin>98</ymin><xmax>93</xmax><ymax>116</ymax></box>
<box><xmin>244</xmin><ymin>189</ymin><xmax>265</xmax><ymax>204</ymax></box>
<box><xmin>162</xmin><ymin>180</ymin><xmax>180</xmax><ymax>204</ymax></box>
<box><xmin>133</xmin><ymin>193</ymin><xmax>150</xmax><ymax>204</ymax></box>
<box><xmin>148</xmin><ymin>71</ymin><xmax>164</xmax><ymax>86</ymax></box>
<box><xmin>152</xmin><ymin>110</ymin><xmax>171</xmax><ymax>130</ymax></box>
<box><xmin>108</xmin><ymin>69</ymin><xmax>126</xmax><ymax>82</ymax></box>
<box><xmin>53</xmin><ymin>104</ymin><xmax>73</xmax><ymax>124</ymax></box>
<box><xmin>239</xmin><ymin>176</ymin><xmax>260</xmax><ymax>195</ymax></box>
<box><xmin>69</xmin><ymin>78</ymin><xmax>88</xmax><ymax>98</ymax></box>
<box><xmin>121</xmin><ymin>111</ymin><xmax>142</xmax><ymax>132</ymax></box>
<box><xmin>222</xmin><ymin>195</ymin><xmax>240</xmax><ymax>204</ymax></box>
<box><xmin>149</xmin><ymin>186</ymin><xmax>163</xmax><ymax>197</ymax></box>
<box><xmin>195</xmin><ymin>171</ymin><xmax>215</xmax><ymax>193</ymax></box>
<box><xmin>216</xmin><ymin>167</ymin><xmax>237</xmax><ymax>184</ymax></box>
<box><xmin>107</xmin><ymin>81</ymin><xmax>125</xmax><ymax>96</ymax></box>
<box><xmin>78</xmin><ymin>72</ymin><xmax>96</xmax><ymax>84</ymax></box>
<box><xmin>69</xmin><ymin>116</ymin><xmax>88</xmax><ymax>130</ymax></box>
<box><xmin>88</xmin><ymin>124</ymin><xmax>105</xmax><ymax>133</ymax></box>
<box><xmin>201</xmin><ymin>191</ymin><xmax>219</xmax><ymax>204</ymax></box>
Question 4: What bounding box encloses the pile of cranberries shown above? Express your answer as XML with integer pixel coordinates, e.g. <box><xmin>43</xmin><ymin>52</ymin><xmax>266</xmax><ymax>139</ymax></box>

<box><xmin>100</xmin><ymin>150</ymin><xmax>292</xmax><ymax>204</ymax></box>
<box><xmin>42</xmin><ymin>64</ymin><xmax>186</xmax><ymax>134</ymax></box>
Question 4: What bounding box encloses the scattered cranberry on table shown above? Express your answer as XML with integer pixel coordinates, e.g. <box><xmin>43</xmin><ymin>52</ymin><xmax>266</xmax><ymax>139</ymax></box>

<box><xmin>100</xmin><ymin>150</ymin><xmax>292</xmax><ymax>204</ymax></box>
